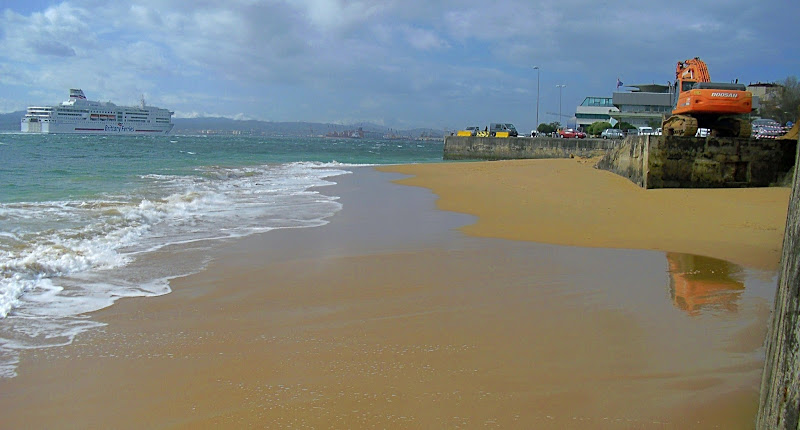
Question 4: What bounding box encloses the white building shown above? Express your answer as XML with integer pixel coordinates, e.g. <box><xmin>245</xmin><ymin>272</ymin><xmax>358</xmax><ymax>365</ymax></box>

<box><xmin>573</xmin><ymin>84</ymin><xmax>674</xmax><ymax>130</ymax></box>
<box><xmin>575</xmin><ymin>97</ymin><xmax>618</xmax><ymax>130</ymax></box>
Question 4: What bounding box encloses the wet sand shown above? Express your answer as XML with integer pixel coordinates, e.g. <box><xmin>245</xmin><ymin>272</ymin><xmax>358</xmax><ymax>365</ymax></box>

<box><xmin>0</xmin><ymin>160</ymin><xmax>791</xmax><ymax>429</ymax></box>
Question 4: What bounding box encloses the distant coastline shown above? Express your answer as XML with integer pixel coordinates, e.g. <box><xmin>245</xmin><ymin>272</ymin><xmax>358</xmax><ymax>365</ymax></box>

<box><xmin>0</xmin><ymin>111</ymin><xmax>445</xmax><ymax>139</ymax></box>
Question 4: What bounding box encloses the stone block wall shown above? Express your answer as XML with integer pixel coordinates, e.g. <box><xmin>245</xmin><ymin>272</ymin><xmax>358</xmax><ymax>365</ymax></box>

<box><xmin>757</xmin><ymin>141</ymin><xmax>800</xmax><ymax>429</ymax></box>
<box><xmin>598</xmin><ymin>135</ymin><xmax>796</xmax><ymax>189</ymax></box>
<box><xmin>442</xmin><ymin>136</ymin><xmax>618</xmax><ymax>161</ymax></box>
<box><xmin>594</xmin><ymin>136</ymin><xmax>649</xmax><ymax>187</ymax></box>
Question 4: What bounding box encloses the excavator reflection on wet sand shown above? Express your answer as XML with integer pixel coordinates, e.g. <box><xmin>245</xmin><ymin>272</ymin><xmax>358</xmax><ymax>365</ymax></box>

<box><xmin>662</xmin><ymin>57</ymin><xmax>753</xmax><ymax>138</ymax></box>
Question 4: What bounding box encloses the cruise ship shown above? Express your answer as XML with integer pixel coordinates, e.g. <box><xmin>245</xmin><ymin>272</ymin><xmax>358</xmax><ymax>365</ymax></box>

<box><xmin>21</xmin><ymin>89</ymin><xmax>174</xmax><ymax>135</ymax></box>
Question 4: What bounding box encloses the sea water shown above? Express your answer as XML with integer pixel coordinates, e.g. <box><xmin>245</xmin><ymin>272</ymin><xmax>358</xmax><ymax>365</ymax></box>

<box><xmin>0</xmin><ymin>133</ymin><xmax>443</xmax><ymax>377</ymax></box>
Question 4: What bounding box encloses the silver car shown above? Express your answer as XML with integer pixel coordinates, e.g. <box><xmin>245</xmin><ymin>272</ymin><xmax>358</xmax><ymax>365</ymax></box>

<box><xmin>600</xmin><ymin>128</ymin><xmax>624</xmax><ymax>139</ymax></box>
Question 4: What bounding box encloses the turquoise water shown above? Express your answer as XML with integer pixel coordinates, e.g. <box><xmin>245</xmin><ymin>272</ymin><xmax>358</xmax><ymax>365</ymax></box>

<box><xmin>0</xmin><ymin>133</ymin><xmax>443</xmax><ymax>377</ymax></box>
<box><xmin>0</xmin><ymin>134</ymin><xmax>443</xmax><ymax>203</ymax></box>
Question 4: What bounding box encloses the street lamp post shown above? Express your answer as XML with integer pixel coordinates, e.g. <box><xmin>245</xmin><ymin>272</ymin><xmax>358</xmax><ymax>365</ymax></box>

<box><xmin>556</xmin><ymin>84</ymin><xmax>566</xmax><ymax>128</ymax></box>
<box><xmin>533</xmin><ymin>66</ymin><xmax>540</xmax><ymax>131</ymax></box>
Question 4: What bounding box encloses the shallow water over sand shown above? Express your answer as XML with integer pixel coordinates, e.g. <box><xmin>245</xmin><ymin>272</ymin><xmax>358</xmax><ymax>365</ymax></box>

<box><xmin>0</xmin><ymin>167</ymin><xmax>777</xmax><ymax>428</ymax></box>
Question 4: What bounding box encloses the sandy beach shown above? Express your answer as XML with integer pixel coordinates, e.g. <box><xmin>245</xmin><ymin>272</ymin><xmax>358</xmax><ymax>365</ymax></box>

<box><xmin>380</xmin><ymin>159</ymin><xmax>791</xmax><ymax>271</ymax></box>
<box><xmin>0</xmin><ymin>159</ymin><xmax>791</xmax><ymax>429</ymax></box>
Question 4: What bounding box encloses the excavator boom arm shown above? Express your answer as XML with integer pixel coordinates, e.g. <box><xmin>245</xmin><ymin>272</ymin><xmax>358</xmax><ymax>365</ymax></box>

<box><xmin>676</xmin><ymin>57</ymin><xmax>711</xmax><ymax>83</ymax></box>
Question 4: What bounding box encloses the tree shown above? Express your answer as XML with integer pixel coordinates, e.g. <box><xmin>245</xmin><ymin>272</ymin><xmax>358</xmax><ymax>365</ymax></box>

<box><xmin>608</xmin><ymin>115</ymin><xmax>637</xmax><ymax>131</ymax></box>
<box><xmin>647</xmin><ymin>118</ymin><xmax>663</xmax><ymax>129</ymax></box>
<box><xmin>760</xmin><ymin>76</ymin><xmax>800</xmax><ymax>125</ymax></box>
<box><xmin>537</xmin><ymin>122</ymin><xmax>560</xmax><ymax>133</ymax></box>
<box><xmin>587</xmin><ymin>121</ymin><xmax>612</xmax><ymax>136</ymax></box>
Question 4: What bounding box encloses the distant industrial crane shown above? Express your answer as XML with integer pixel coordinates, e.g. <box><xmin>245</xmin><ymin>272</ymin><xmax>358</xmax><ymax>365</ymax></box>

<box><xmin>545</xmin><ymin>111</ymin><xmax>574</xmax><ymax>128</ymax></box>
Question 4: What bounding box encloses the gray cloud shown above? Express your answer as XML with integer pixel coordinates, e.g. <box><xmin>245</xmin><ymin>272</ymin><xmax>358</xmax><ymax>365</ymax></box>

<box><xmin>1</xmin><ymin>0</ymin><xmax>798</xmax><ymax>129</ymax></box>
<box><xmin>32</xmin><ymin>40</ymin><xmax>76</xmax><ymax>57</ymax></box>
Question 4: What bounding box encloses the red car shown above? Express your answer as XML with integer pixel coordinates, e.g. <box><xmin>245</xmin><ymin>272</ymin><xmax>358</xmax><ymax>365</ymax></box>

<box><xmin>558</xmin><ymin>128</ymin><xmax>586</xmax><ymax>138</ymax></box>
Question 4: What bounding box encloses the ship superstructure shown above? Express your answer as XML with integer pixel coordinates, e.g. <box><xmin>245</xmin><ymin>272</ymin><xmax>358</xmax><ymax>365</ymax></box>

<box><xmin>21</xmin><ymin>89</ymin><xmax>174</xmax><ymax>135</ymax></box>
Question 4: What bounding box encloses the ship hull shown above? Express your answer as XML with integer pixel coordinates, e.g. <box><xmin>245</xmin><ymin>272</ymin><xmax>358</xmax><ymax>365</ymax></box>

<box><xmin>22</xmin><ymin>119</ymin><xmax>174</xmax><ymax>135</ymax></box>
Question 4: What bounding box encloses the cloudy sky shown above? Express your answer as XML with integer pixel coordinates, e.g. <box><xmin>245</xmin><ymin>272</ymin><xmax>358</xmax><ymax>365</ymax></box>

<box><xmin>1</xmin><ymin>0</ymin><xmax>798</xmax><ymax>132</ymax></box>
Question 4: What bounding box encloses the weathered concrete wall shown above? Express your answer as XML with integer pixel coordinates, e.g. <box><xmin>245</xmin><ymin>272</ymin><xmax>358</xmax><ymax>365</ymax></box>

<box><xmin>597</xmin><ymin>135</ymin><xmax>796</xmax><ymax>189</ymax></box>
<box><xmin>757</xmin><ymin>141</ymin><xmax>800</xmax><ymax>429</ymax></box>
<box><xmin>445</xmin><ymin>134</ymin><xmax>795</xmax><ymax>189</ymax></box>
<box><xmin>442</xmin><ymin>136</ymin><xmax>618</xmax><ymax>161</ymax></box>
<box><xmin>595</xmin><ymin>136</ymin><xmax>649</xmax><ymax>187</ymax></box>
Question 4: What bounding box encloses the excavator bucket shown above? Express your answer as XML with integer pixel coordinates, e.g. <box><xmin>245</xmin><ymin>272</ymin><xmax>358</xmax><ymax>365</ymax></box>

<box><xmin>777</xmin><ymin>108</ymin><xmax>800</xmax><ymax>141</ymax></box>
<box><xmin>778</xmin><ymin>113</ymin><xmax>799</xmax><ymax>141</ymax></box>
<box><xmin>779</xmin><ymin>122</ymin><xmax>798</xmax><ymax>141</ymax></box>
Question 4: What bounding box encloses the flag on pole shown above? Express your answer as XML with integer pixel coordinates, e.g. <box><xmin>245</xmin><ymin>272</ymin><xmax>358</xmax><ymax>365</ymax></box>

<box><xmin>616</xmin><ymin>78</ymin><xmax>623</xmax><ymax>89</ymax></box>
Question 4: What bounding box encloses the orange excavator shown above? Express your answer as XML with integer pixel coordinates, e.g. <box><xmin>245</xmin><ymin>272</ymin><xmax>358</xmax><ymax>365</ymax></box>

<box><xmin>662</xmin><ymin>57</ymin><xmax>753</xmax><ymax>138</ymax></box>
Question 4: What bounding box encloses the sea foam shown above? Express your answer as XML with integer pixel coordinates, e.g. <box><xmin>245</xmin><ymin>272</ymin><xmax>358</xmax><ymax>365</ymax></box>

<box><xmin>0</xmin><ymin>161</ymin><xmax>351</xmax><ymax>377</ymax></box>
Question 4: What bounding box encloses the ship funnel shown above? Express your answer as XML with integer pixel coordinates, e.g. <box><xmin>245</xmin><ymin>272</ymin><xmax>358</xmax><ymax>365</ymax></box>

<box><xmin>69</xmin><ymin>89</ymin><xmax>86</xmax><ymax>100</ymax></box>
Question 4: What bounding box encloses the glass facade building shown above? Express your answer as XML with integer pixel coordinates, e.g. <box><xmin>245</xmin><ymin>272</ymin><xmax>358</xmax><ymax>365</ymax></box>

<box><xmin>574</xmin><ymin>84</ymin><xmax>674</xmax><ymax>130</ymax></box>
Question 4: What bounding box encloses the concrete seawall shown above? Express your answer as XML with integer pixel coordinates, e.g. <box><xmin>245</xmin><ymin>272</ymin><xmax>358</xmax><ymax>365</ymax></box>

<box><xmin>443</xmin><ymin>134</ymin><xmax>796</xmax><ymax>190</ymax></box>
<box><xmin>596</xmin><ymin>135</ymin><xmax>796</xmax><ymax>189</ymax></box>
<box><xmin>757</xmin><ymin>141</ymin><xmax>800</xmax><ymax>429</ymax></box>
<box><xmin>442</xmin><ymin>136</ymin><xmax>617</xmax><ymax>161</ymax></box>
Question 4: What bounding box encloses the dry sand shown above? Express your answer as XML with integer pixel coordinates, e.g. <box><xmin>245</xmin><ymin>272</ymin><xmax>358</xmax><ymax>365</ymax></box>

<box><xmin>379</xmin><ymin>158</ymin><xmax>791</xmax><ymax>271</ymax></box>
<box><xmin>0</xmin><ymin>160</ymin><xmax>791</xmax><ymax>429</ymax></box>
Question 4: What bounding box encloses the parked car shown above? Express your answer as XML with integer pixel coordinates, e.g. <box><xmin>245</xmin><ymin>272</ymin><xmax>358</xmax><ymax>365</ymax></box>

<box><xmin>504</xmin><ymin>123</ymin><xmax>519</xmax><ymax>137</ymax></box>
<box><xmin>465</xmin><ymin>126</ymin><xmax>480</xmax><ymax>136</ymax></box>
<box><xmin>558</xmin><ymin>129</ymin><xmax>574</xmax><ymax>138</ymax></box>
<box><xmin>489</xmin><ymin>123</ymin><xmax>519</xmax><ymax>137</ymax></box>
<box><xmin>638</xmin><ymin>126</ymin><xmax>655</xmax><ymax>135</ymax></box>
<box><xmin>601</xmin><ymin>128</ymin><xmax>624</xmax><ymax>139</ymax></box>
<box><xmin>558</xmin><ymin>128</ymin><xmax>585</xmax><ymax>138</ymax></box>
